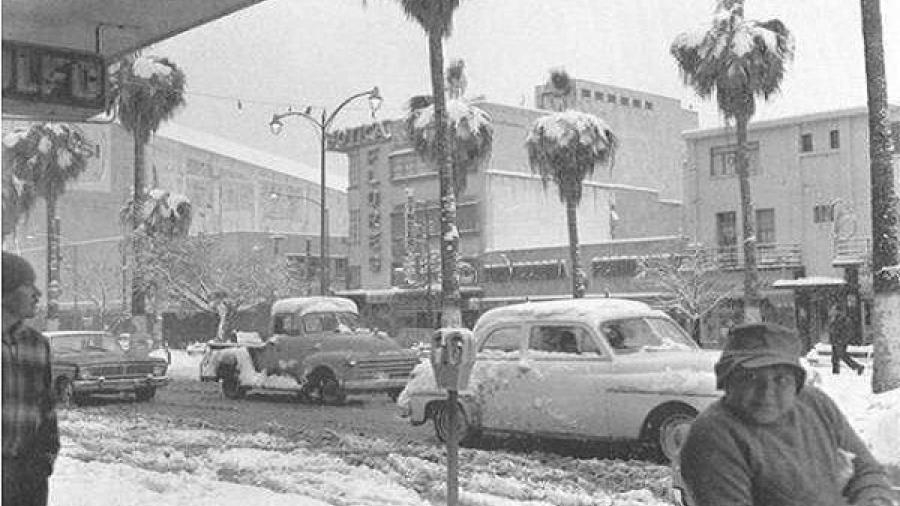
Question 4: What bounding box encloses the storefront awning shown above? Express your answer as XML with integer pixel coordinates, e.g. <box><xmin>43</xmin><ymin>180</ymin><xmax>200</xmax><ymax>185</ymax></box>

<box><xmin>772</xmin><ymin>276</ymin><xmax>846</xmax><ymax>289</ymax></box>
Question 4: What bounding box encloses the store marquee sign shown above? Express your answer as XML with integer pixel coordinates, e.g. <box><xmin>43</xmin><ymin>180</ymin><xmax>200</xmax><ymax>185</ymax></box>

<box><xmin>327</xmin><ymin>120</ymin><xmax>392</xmax><ymax>151</ymax></box>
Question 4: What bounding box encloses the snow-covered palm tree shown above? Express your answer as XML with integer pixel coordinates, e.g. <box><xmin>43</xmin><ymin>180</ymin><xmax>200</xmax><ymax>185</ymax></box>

<box><xmin>671</xmin><ymin>0</ymin><xmax>793</xmax><ymax>321</ymax></box>
<box><xmin>526</xmin><ymin>110</ymin><xmax>618</xmax><ymax>298</ymax></box>
<box><xmin>2</xmin><ymin>123</ymin><xmax>93</xmax><ymax>316</ymax></box>
<box><xmin>122</xmin><ymin>188</ymin><xmax>192</xmax><ymax>238</ymax></box>
<box><xmin>391</xmin><ymin>0</ymin><xmax>465</xmax><ymax>327</ymax></box>
<box><xmin>406</xmin><ymin>60</ymin><xmax>493</xmax><ymax>199</ymax></box>
<box><xmin>109</xmin><ymin>54</ymin><xmax>186</xmax><ymax>315</ymax></box>
<box><xmin>1</xmin><ymin>168</ymin><xmax>36</xmax><ymax>239</ymax></box>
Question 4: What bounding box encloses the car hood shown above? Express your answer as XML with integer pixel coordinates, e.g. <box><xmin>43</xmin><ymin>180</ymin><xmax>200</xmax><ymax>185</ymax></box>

<box><xmin>53</xmin><ymin>349</ymin><xmax>166</xmax><ymax>366</ymax></box>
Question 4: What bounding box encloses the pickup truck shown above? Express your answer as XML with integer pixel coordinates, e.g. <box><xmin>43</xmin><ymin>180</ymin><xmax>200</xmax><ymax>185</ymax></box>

<box><xmin>199</xmin><ymin>297</ymin><xmax>421</xmax><ymax>404</ymax></box>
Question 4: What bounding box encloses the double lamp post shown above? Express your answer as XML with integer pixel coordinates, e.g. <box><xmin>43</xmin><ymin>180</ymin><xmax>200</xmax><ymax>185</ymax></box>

<box><xmin>269</xmin><ymin>87</ymin><xmax>382</xmax><ymax>295</ymax></box>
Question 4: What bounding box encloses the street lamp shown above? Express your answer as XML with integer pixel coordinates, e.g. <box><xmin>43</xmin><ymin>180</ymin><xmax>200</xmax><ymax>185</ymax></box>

<box><xmin>269</xmin><ymin>86</ymin><xmax>382</xmax><ymax>295</ymax></box>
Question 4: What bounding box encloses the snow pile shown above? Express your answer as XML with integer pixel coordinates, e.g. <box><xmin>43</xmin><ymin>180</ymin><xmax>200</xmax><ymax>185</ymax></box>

<box><xmin>167</xmin><ymin>350</ymin><xmax>201</xmax><ymax>380</ymax></box>
<box><xmin>132</xmin><ymin>56</ymin><xmax>174</xmax><ymax>80</ymax></box>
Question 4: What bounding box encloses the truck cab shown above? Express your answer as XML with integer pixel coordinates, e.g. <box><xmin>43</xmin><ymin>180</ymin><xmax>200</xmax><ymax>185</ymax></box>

<box><xmin>200</xmin><ymin>297</ymin><xmax>421</xmax><ymax>404</ymax></box>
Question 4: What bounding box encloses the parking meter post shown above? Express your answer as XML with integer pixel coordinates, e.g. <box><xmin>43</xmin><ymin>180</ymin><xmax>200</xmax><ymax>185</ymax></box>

<box><xmin>429</xmin><ymin>328</ymin><xmax>476</xmax><ymax>506</ymax></box>
<box><xmin>447</xmin><ymin>388</ymin><xmax>459</xmax><ymax>506</ymax></box>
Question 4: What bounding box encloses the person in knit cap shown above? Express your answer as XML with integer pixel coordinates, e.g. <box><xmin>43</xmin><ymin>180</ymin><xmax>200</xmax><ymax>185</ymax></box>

<box><xmin>678</xmin><ymin>322</ymin><xmax>894</xmax><ymax>506</ymax></box>
<box><xmin>2</xmin><ymin>252</ymin><xmax>59</xmax><ymax>506</ymax></box>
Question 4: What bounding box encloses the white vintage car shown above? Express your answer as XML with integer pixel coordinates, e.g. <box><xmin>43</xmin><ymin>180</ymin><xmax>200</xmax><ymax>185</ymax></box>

<box><xmin>398</xmin><ymin>298</ymin><xmax>723</xmax><ymax>462</ymax></box>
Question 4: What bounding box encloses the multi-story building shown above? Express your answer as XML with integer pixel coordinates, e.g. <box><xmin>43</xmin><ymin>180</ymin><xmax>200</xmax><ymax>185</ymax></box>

<box><xmin>2</xmin><ymin>120</ymin><xmax>348</xmax><ymax>328</ymax></box>
<box><xmin>330</xmin><ymin>81</ymin><xmax>698</xmax><ymax>335</ymax></box>
<box><xmin>683</xmin><ymin>105</ymin><xmax>900</xmax><ymax>347</ymax></box>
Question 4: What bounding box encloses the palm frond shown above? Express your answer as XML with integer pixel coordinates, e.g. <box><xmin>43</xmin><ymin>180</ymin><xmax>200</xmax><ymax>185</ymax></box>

<box><xmin>548</xmin><ymin>68</ymin><xmax>573</xmax><ymax>96</ymax></box>
<box><xmin>3</xmin><ymin>123</ymin><xmax>94</xmax><ymax>201</ymax></box>
<box><xmin>112</xmin><ymin>55</ymin><xmax>187</xmax><ymax>144</ymax></box>
<box><xmin>406</xmin><ymin>98</ymin><xmax>493</xmax><ymax>196</ymax></box>
<box><xmin>525</xmin><ymin>111</ymin><xmax>618</xmax><ymax>206</ymax></box>
<box><xmin>670</xmin><ymin>2</ymin><xmax>793</xmax><ymax>120</ymax></box>
<box><xmin>398</xmin><ymin>0</ymin><xmax>462</xmax><ymax>37</ymax></box>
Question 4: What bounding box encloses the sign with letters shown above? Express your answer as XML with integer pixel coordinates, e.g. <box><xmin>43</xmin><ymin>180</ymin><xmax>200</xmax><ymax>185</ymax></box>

<box><xmin>2</xmin><ymin>41</ymin><xmax>106</xmax><ymax>116</ymax></box>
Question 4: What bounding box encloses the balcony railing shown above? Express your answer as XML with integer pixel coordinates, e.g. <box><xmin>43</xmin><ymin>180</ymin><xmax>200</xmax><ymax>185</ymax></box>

<box><xmin>689</xmin><ymin>243</ymin><xmax>803</xmax><ymax>270</ymax></box>
<box><xmin>833</xmin><ymin>237</ymin><xmax>871</xmax><ymax>266</ymax></box>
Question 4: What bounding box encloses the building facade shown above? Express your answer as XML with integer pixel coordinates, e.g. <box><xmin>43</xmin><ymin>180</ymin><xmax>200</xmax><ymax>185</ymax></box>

<box><xmin>330</xmin><ymin>81</ymin><xmax>697</xmax><ymax>335</ymax></box>
<box><xmin>683</xmin><ymin>105</ymin><xmax>900</xmax><ymax>347</ymax></box>
<box><xmin>2</xmin><ymin>120</ymin><xmax>348</xmax><ymax>327</ymax></box>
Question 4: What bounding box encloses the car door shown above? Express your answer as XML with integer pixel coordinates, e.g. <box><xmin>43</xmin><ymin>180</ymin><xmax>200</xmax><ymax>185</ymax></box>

<box><xmin>519</xmin><ymin>323</ymin><xmax>612</xmax><ymax>438</ymax></box>
<box><xmin>472</xmin><ymin>324</ymin><xmax>528</xmax><ymax>433</ymax></box>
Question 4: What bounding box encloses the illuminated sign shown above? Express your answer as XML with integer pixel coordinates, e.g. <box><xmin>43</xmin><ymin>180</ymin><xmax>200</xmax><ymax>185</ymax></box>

<box><xmin>2</xmin><ymin>41</ymin><xmax>106</xmax><ymax>114</ymax></box>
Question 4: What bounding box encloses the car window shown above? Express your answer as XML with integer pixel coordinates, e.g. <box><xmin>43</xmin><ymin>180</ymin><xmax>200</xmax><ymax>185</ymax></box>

<box><xmin>302</xmin><ymin>314</ymin><xmax>323</xmax><ymax>333</ymax></box>
<box><xmin>528</xmin><ymin>325</ymin><xmax>598</xmax><ymax>355</ymax></box>
<box><xmin>601</xmin><ymin>317</ymin><xmax>696</xmax><ymax>354</ymax></box>
<box><xmin>480</xmin><ymin>326</ymin><xmax>521</xmax><ymax>352</ymax></box>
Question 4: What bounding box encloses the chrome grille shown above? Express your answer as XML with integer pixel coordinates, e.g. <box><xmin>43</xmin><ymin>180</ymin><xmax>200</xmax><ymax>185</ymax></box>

<box><xmin>354</xmin><ymin>357</ymin><xmax>418</xmax><ymax>377</ymax></box>
<box><xmin>126</xmin><ymin>364</ymin><xmax>156</xmax><ymax>375</ymax></box>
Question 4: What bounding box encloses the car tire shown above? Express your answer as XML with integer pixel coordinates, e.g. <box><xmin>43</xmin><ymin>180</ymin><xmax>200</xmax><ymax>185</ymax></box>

<box><xmin>644</xmin><ymin>404</ymin><xmax>696</xmax><ymax>464</ymax></box>
<box><xmin>135</xmin><ymin>387</ymin><xmax>156</xmax><ymax>402</ymax></box>
<box><xmin>433</xmin><ymin>401</ymin><xmax>477</xmax><ymax>446</ymax></box>
<box><xmin>310</xmin><ymin>371</ymin><xmax>346</xmax><ymax>405</ymax></box>
<box><xmin>220</xmin><ymin>369</ymin><xmax>247</xmax><ymax>400</ymax></box>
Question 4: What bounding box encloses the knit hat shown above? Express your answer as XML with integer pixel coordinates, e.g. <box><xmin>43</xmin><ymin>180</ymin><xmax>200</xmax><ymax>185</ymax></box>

<box><xmin>714</xmin><ymin>322</ymin><xmax>806</xmax><ymax>390</ymax></box>
<box><xmin>2</xmin><ymin>252</ymin><xmax>36</xmax><ymax>296</ymax></box>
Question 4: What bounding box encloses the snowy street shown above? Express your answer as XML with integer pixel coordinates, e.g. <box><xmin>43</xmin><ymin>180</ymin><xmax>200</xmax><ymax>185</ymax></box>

<box><xmin>46</xmin><ymin>352</ymin><xmax>899</xmax><ymax>506</ymax></box>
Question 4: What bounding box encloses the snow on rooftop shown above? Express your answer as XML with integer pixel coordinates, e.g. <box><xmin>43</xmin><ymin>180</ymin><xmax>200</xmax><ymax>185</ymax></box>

<box><xmin>155</xmin><ymin>123</ymin><xmax>348</xmax><ymax>191</ymax></box>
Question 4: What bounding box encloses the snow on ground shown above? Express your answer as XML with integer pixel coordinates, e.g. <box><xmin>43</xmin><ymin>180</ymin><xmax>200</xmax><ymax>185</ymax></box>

<box><xmin>52</xmin><ymin>355</ymin><xmax>897</xmax><ymax>506</ymax></box>
<box><xmin>52</xmin><ymin>408</ymin><xmax>675</xmax><ymax>506</ymax></box>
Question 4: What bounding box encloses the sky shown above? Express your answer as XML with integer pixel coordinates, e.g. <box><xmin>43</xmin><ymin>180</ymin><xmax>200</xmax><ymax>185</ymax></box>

<box><xmin>149</xmin><ymin>0</ymin><xmax>900</xmax><ymax>176</ymax></box>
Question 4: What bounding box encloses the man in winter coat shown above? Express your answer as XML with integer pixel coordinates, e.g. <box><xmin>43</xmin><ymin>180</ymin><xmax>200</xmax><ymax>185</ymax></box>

<box><xmin>829</xmin><ymin>303</ymin><xmax>865</xmax><ymax>375</ymax></box>
<box><xmin>679</xmin><ymin>322</ymin><xmax>894</xmax><ymax>506</ymax></box>
<box><xmin>2</xmin><ymin>252</ymin><xmax>60</xmax><ymax>506</ymax></box>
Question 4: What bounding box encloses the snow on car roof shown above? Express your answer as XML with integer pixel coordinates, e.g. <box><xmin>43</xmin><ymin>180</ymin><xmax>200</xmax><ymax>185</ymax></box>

<box><xmin>474</xmin><ymin>298</ymin><xmax>664</xmax><ymax>331</ymax></box>
<box><xmin>270</xmin><ymin>297</ymin><xmax>358</xmax><ymax>316</ymax></box>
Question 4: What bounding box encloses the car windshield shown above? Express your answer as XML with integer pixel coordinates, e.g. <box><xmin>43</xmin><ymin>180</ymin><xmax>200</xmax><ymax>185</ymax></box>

<box><xmin>302</xmin><ymin>311</ymin><xmax>360</xmax><ymax>333</ymax></box>
<box><xmin>51</xmin><ymin>334</ymin><xmax>121</xmax><ymax>353</ymax></box>
<box><xmin>600</xmin><ymin>317</ymin><xmax>697</xmax><ymax>354</ymax></box>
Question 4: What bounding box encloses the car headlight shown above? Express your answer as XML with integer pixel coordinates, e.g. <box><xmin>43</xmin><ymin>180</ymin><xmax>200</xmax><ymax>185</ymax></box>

<box><xmin>152</xmin><ymin>365</ymin><xmax>167</xmax><ymax>376</ymax></box>
<box><xmin>346</xmin><ymin>359</ymin><xmax>358</xmax><ymax>367</ymax></box>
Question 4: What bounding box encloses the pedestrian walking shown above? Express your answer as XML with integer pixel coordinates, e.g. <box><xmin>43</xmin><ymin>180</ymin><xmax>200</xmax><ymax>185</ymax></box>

<box><xmin>678</xmin><ymin>322</ymin><xmax>895</xmax><ymax>506</ymax></box>
<box><xmin>2</xmin><ymin>252</ymin><xmax>60</xmax><ymax>506</ymax></box>
<box><xmin>829</xmin><ymin>303</ymin><xmax>865</xmax><ymax>375</ymax></box>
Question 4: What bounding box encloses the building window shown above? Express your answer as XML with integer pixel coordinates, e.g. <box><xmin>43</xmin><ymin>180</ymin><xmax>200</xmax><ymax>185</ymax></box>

<box><xmin>644</xmin><ymin>101</ymin><xmax>654</xmax><ymax>110</ymax></box>
<box><xmin>390</xmin><ymin>153</ymin><xmax>434</xmax><ymax>180</ymax></box>
<box><xmin>581</xmin><ymin>89</ymin><xmax>592</xmax><ymax>99</ymax></box>
<box><xmin>830</xmin><ymin>129</ymin><xmax>840</xmax><ymax>149</ymax></box>
<box><xmin>349</xmin><ymin>209</ymin><xmax>360</xmax><ymax>245</ymax></box>
<box><xmin>800</xmin><ymin>133</ymin><xmax>813</xmax><ymax>153</ymax></box>
<box><xmin>631</xmin><ymin>98</ymin><xmax>642</xmax><ymax>108</ymax></box>
<box><xmin>607</xmin><ymin>94</ymin><xmax>616</xmax><ymax>104</ymax></box>
<box><xmin>716</xmin><ymin>212</ymin><xmax>737</xmax><ymax>247</ymax></box>
<box><xmin>814</xmin><ymin>204</ymin><xmax>835</xmax><ymax>223</ymax></box>
<box><xmin>620</xmin><ymin>96</ymin><xmax>630</xmax><ymax>106</ymax></box>
<box><xmin>756</xmin><ymin>208</ymin><xmax>775</xmax><ymax>244</ymax></box>
<box><xmin>594</xmin><ymin>91</ymin><xmax>604</xmax><ymax>101</ymax></box>
<box><xmin>710</xmin><ymin>142</ymin><xmax>761</xmax><ymax>177</ymax></box>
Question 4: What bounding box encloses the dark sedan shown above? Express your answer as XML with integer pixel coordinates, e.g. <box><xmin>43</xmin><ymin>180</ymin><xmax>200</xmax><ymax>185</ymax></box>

<box><xmin>47</xmin><ymin>331</ymin><xmax>169</xmax><ymax>406</ymax></box>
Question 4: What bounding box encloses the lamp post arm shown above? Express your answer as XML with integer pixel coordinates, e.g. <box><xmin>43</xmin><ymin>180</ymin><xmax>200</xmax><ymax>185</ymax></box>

<box><xmin>272</xmin><ymin>110</ymin><xmax>324</xmax><ymax>133</ymax></box>
<box><xmin>324</xmin><ymin>88</ymin><xmax>378</xmax><ymax>129</ymax></box>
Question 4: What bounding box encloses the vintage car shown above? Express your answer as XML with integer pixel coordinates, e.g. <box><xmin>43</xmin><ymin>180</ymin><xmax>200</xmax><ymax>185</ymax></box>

<box><xmin>398</xmin><ymin>298</ymin><xmax>724</xmax><ymax>462</ymax></box>
<box><xmin>200</xmin><ymin>297</ymin><xmax>421</xmax><ymax>404</ymax></box>
<box><xmin>47</xmin><ymin>331</ymin><xmax>170</xmax><ymax>406</ymax></box>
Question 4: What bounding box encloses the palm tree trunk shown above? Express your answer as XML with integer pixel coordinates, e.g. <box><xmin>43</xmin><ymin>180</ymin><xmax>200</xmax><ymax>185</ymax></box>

<box><xmin>132</xmin><ymin>125</ymin><xmax>146</xmax><ymax>316</ymax></box>
<box><xmin>735</xmin><ymin>114</ymin><xmax>760</xmax><ymax>322</ymax></box>
<box><xmin>46</xmin><ymin>184</ymin><xmax>60</xmax><ymax>326</ymax></box>
<box><xmin>428</xmin><ymin>31</ymin><xmax>462</xmax><ymax>328</ymax></box>
<box><xmin>861</xmin><ymin>0</ymin><xmax>900</xmax><ymax>393</ymax></box>
<box><xmin>567</xmin><ymin>200</ymin><xmax>584</xmax><ymax>298</ymax></box>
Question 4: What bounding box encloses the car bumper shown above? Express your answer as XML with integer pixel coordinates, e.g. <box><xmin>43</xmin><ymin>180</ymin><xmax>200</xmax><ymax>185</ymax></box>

<box><xmin>341</xmin><ymin>377</ymin><xmax>410</xmax><ymax>393</ymax></box>
<box><xmin>73</xmin><ymin>376</ymin><xmax>169</xmax><ymax>393</ymax></box>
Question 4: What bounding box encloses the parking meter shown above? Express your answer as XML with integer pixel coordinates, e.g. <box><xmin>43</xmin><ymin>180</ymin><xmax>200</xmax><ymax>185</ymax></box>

<box><xmin>430</xmin><ymin>328</ymin><xmax>476</xmax><ymax>390</ymax></box>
